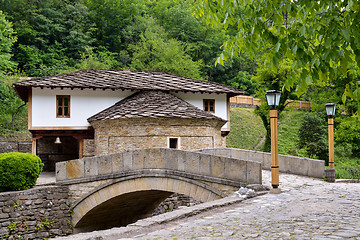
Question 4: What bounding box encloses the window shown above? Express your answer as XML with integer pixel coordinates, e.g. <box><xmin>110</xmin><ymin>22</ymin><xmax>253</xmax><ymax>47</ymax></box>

<box><xmin>203</xmin><ymin>99</ymin><xmax>215</xmax><ymax>113</ymax></box>
<box><xmin>169</xmin><ymin>138</ymin><xmax>178</xmax><ymax>149</ymax></box>
<box><xmin>56</xmin><ymin>95</ymin><xmax>70</xmax><ymax>118</ymax></box>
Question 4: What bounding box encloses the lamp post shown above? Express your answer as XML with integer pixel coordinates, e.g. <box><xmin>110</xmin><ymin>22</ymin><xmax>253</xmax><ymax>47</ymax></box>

<box><xmin>265</xmin><ymin>90</ymin><xmax>281</xmax><ymax>193</ymax></box>
<box><xmin>325</xmin><ymin>103</ymin><xmax>336</xmax><ymax>182</ymax></box>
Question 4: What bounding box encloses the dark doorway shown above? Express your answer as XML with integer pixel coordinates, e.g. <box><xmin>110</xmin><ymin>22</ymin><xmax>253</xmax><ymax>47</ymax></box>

<box><xmin>37</xmin><ymin>136</ymin><xmax>79</xmax><ymax>171</ymax></box>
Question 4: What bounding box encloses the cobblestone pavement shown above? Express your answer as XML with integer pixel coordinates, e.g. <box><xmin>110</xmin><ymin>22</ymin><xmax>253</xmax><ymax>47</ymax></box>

<box><xmin>131</xmin><ymin>171</ymin><xmax>360</xmax><ymax>240</ymax></box>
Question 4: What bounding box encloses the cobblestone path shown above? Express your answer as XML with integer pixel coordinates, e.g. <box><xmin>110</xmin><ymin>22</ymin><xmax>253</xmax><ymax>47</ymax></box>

<box><xmin>133</xmin><ymin>171</ymin><xmax>360</xmax><ymax>240</ymax></box>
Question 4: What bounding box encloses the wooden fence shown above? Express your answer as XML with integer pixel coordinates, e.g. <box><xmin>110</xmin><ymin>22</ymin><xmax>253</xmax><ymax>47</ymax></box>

<box><xmin>230</xmin><ymin>95</ymin><xmax>311</xmax><ymax>109</ymax></box>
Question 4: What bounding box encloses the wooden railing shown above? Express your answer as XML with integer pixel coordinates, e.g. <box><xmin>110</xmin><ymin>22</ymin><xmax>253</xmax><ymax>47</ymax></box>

<box><xmin>230</xmin><ymin>96</ymin><xmax>311</xmax><ymax>109</ymax></box>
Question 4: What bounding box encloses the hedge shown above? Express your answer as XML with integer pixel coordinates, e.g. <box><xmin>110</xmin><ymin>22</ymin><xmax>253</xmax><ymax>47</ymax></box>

<box><xmin>0</xmin><ymin>152</ymin><xmax>44</xmax><ymax>192</ymax></box>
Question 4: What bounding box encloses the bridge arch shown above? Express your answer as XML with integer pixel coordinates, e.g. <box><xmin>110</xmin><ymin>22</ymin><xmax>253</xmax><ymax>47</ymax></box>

<box><xmin>72</xmin><ymin>174</ymin><xmax>226</xmax><ymax>232</ymax></box>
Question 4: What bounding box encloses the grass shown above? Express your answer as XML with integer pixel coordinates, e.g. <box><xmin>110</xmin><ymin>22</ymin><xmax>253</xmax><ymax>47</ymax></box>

<box><xmin>227</xmin><ymin>107</ymin><xmax>308</xmax><ymax>156</ymax></box>
<box><xmin>226</xmin><ymin>107</ymin><xmax>266</xmax><ymax>150</ymax></box>
<box><xmin>277</xmin><ymin>109</ymin><xmax>307</xmax><ymax>157</ymax></box>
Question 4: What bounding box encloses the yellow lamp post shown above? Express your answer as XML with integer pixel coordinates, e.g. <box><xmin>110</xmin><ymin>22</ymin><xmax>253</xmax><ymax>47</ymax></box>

<box><xmin>265</xmin><ymin>90</ymin><xmax>281</xmax><ymax>193</ymax></box>
<box><xmin>325</xmin><ymin>103</ymin><xmax>336</xmax><ymax>182</ymax></box>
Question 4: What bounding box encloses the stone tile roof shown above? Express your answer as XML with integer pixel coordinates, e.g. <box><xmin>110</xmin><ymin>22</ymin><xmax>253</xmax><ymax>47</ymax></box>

<box><xmin>88</xmin><ymin>90</ymin><xmax>226</xmax><ymax>122</ymax></box>
<box><xmin>13</xmin><ymin>69</ymin><xmax>244</xmax><ymax>101</ymax></box>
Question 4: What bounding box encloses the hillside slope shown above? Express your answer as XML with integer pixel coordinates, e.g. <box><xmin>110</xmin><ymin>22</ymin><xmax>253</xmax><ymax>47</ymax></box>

<box><xmin>226</xmin><ymin>107</ymin><xmax>266</xmax><ymax>150</ymax></box>
<box><xmin>227</xmin><ymin>107</ymin><xmax>307</xmax><ymax>157</ymax></box>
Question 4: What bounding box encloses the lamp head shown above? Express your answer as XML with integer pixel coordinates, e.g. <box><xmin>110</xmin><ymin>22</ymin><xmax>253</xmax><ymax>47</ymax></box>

<box><xmin>325</xmin><ymin>103</ymin><xmax>336</xmax><ymax>118</ymax></box>
<box><xmin>54</xmin><ymin>137</ymin><xmax>62</xmax><ymax>144</ymax></box>
<box><xmin>265</xmin><ymin>90</ymin><xmax>281</xmax><ymax>109</ymax></box>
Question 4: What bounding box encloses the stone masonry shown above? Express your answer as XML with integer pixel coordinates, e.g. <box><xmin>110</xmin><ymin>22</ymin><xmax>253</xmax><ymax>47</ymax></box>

<box><xmin>90</xmin><ymin>118</ymin><xmax>226</xmax><ymax>156</ymax></box>
<box><xmin>56</xmin><ymin>148</ymin><xmax>262</xmax><ymax>201</ymax></box>
<box><xmin>0</xmin><ymin>141</ymin><xmax>31</xmax><ymax>154</ymax></box>
<box><xmin>0</xmin><ymin>186</ymin><xmax>72</xmax><ymax>239</ymax></box>
<box><xmin>199</xmin><ymin>148</ymin><xmax>325</xmax><ymax>178</ymax></box>
<box><xmin>55</xmin><ymin>148</ymin><xmax>262</xmax><ymax>231</ymax></box>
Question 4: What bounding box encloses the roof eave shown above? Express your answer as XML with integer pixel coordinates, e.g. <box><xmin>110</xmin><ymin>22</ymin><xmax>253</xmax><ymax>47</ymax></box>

<box><xmin>14</xmin><ymin>84</ymin><xmax>245</xmax><ymax>97</ymax></box>
<box><xmin>12</xmin><ymin>84</ymin><xmax>29</xmax><ymax>102</ymax></box>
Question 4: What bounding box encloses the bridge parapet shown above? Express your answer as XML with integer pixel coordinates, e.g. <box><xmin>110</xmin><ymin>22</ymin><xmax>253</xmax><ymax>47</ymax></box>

<box><xmin>56</xmin><ymin>148</ymin><xmax>261</xmax><ymax>185</ymax></box>
<box><xmin>198</xmin><ymin>148</ymin><xmax>324</xmax><ymax>178</ymax></box>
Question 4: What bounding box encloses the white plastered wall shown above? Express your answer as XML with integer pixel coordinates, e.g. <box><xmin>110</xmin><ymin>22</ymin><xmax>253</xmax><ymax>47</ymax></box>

<box><xmin>30</xmin><ymin>88</ymin><xmax>229</xmax><ymax>130</ymax></box>
<box><xmin>31</xmin><ymin>88</ymin><xmax>134</xmax><ymax>129</ymax></box>
<box><xmin>172</xmin><ymin>92</ymin><xmax>229</xmax><ymax>130</ymax></box>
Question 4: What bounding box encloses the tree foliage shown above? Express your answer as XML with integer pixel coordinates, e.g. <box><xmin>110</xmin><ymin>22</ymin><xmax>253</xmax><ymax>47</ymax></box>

<box><xmin>0</xmin><ymin>0</ymin><xmax>258</xmax><ymax>84</ymax></box>
<box><xmin>195</xmin><ymin>0</ymin><xmax>360</xmax><ymax>99</ymax></box>
<box><xmin>129</xmin><ymin>17</ymin><xmax>204</xmax><ymax>80</ymax></box>
<box><xmin>0</xmin><ymin>77</ymin><xmax>27</xmax><ymax>134</ymax></box>
<box><xmin>73</xmin><ymin>47</ymin><xmax>117</xmax><ymax>70</ymax></box>
<box><xmin>0</xmin><ymin>10</ymin><xmax>17</xmax><ymax>73</ymax></box>
<box><xmin>335</xmin><ymin>116</ymin><xmax>360</xmax><ymax>158</ymax></box>
<box><xmin>83</xmin><ymin>0</ymin><xmax>142</xmax><ymax>52</ymax></box>
<box><xmin>298</xmin><ymin>113</ymin><xmax>328</xmax><ymax>162</ymax></box>
<box><xmin>253</xmin><ymin>59</ymin><xmax>298</xmax><ymax>152</ymax></box>
<box><xmin>0</xmin><ymin>0</ymin><xmax>93</xmax><ymax>76</ymax></box>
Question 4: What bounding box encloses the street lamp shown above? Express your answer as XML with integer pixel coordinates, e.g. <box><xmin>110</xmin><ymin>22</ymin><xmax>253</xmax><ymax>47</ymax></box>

<box><xmin>265</xmin><ymin>90</ymin><xmax>281</xmax><ymax>193</ymax></box>
<box><xmin>325</xmin><ymin>103</ymin><xmax>336</xmax><ymax>182</ymax></box>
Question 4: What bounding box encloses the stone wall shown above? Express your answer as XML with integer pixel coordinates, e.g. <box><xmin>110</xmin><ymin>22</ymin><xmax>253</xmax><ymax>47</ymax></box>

<box><xmin>152</xmin><ymin>193</ymin><xmax>200</xmax><ymax>216</ymax></box>
<box><xmin>0</xmin><ymin>141</ymin><xmax>31</xmax><ymax>154</ymax></box>
<box><xmin>90</xmin><ymin>118</ymin><xmax>226</xmax><ymax>156</ymax></box>
<box><xmin>199</xmin><ymin>148</ymin><xmax>325</xmax><ymax>178</ymax></box>
<box><xmin>56</xmin><ymin>148</ymin><xmax>262</xmax><ymax>187</ymax></box>
<box><xmin>0</xmin><ymin>186</ymin><xmax>72</xmax><ymax>239</ymax></box>
<box><xmin>83</xmin><ymin>139</ymin><xmax>95</xmax><ymax>158</ymax></box>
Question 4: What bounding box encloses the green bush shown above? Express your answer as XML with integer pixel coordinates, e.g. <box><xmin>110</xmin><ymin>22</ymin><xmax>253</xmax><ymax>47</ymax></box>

<box><xmin>297</xmin><ymin>113</ymin><xmax>328</xmax><ymax>163</ymax></box>
<box><xmin>0</xmin><ymin>152</ymin><xmax>44</xmax><ymax>192</ymax></box>
<box><xmin>335</xmin><ymin>157</ymin><xmax>360</xmax><ymax>179</ymax></box>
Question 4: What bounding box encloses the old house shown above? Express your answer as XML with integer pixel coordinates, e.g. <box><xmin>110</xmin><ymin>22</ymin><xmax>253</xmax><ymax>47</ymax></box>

<box><xmin>13</xmin><ymin>69</ymin><xmax>244</xmax><ymax>171</ymax></box>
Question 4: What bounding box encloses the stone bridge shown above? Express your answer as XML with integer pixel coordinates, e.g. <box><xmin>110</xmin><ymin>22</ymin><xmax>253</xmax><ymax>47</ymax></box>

<box><xmin>55</xmin><ymin>148</ymin><xmax>261</xmax><ymax>232</ymax></box>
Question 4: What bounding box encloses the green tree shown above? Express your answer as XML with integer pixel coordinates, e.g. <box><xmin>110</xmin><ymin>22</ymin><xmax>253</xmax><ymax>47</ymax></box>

<box><xmin>196</xmin><ymin>0</ymin><xmax>360</xmax><ymax>99</ymax></box>
<box><xmin>72</xmin><ymin>47</ymin><xmax>117</xmax><ymax>70</ymax></box>
<box><xmin>83</xmin><ymin>0</ymin><xmax>142</xmax><ymax>53</ymax></box>
<box><xmin>0</xmin><ymin>0</ymin><xmax>93</xmax><ymax>76</ymax></box>
<box><xmin>0</xmin><ymin>10</ymin><xmax>17</xmax><ymax>73</ymax></box>
<box><xmin>253</xmin><ymin>59</ymin><xmax>299</xmax><ymax>152</ymax></box>
<box><xmin>298</xmin><ymin>113</ymin><xmax>328</xmax><ymax>162</ymax></box>
<box><xmin>129</xmin><ymin>18</ymin><xmax>204</xmax><ymax>80</ymax></box>
<box><xmin>227</xmin><ymin>71</ymin><xmax>257</xmax><ymax>95</ymax></box>
<box><xmin>335</xmin><ymin>116</ymin><xmax>360</xmax><ymax>158</ymax></box>
<box><xmin>0</xmin><ymin>77</ymin><xmax>27</xmax><ymax>134</ymax></box>
<box><xmin>145</xmin><ymin>0</ymin><xmax>258</xmax><ymax>85</ymax></box>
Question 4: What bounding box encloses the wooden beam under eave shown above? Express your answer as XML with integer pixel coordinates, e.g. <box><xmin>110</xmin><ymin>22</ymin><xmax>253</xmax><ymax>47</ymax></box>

<box><xmin>78</xmin><ymin>139</ymin><xmax>84</xmax><ymax>159</ymax></box>
<box><xmin>227</xmin><ymin>95</ymin><xmax>231</xmax><ymax>131</ymax></box>
<box><xmin>32</xmin><ymin>138</ymin><xmax>37</xmax><ymax>155</ymax></box>
<box><xmin>28</xmin><ymin>87</ymin><xmax>32</xmax><ymax>130</ymax></box>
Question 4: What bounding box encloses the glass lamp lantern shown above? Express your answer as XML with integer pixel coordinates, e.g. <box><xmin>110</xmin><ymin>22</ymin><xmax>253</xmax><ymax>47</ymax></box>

<box><xmin>325</xmin><ymin>103</ymin><xmax>336</xmax><ymax>117</ymax></box>
<box><xmin>265</xmin><ymin>90</ymin><xmax>281</xmax><ymax>108</ymax></box>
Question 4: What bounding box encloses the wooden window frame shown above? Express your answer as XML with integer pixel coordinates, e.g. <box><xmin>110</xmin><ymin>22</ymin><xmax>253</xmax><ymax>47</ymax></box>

<box><xmin>56</xmin><ymin>95</ymin><xmax>71</xmax><ymax>118</ymax></box>
<box><xmin>203</xmin><ymin>99</ymin><xmax>215</xmax><ymax>113</ymax></box>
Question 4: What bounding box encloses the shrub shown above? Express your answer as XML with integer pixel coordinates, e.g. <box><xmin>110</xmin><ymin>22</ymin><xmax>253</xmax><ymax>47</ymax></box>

<box><xmin>0</xmin><ymin>152</ymin><xmax>44</xmax><ymax>192</ymax></box>
<box><xmin>298</xmin><ymin>113</ymin><xmax>328</xmax><ymax>163</ymax></box>
<box><xmin>335</xmin><ymin>157</ymin><xmax>360</xmax><ymax>179</ymax></box>
<box><xmin>335</xmin><ymin>116</ymin><xmax>360</xmax><ymax>157</ymax></box>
